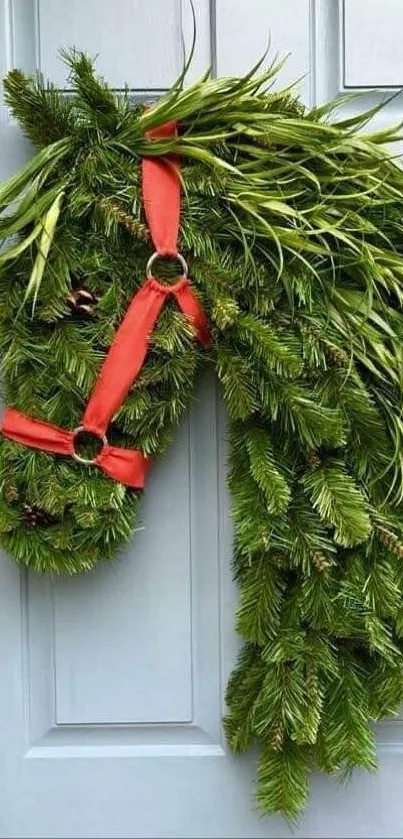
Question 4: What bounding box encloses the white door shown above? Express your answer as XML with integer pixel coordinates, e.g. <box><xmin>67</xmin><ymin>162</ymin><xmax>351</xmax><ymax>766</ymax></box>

<box><xmin>1</xmin><ymin>2</ymin><xmax>403</xmax><ymax>837</ymax></box>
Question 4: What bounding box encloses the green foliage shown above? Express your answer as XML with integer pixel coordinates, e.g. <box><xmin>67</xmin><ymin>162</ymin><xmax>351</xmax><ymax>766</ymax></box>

<box><xmin>245</xmin><ymin>425</ymin><xmax>291</xmax><ymax>515</ymax></box>
<box><xmin>235</xmin><ymin>558</ymin><xmax>285</xmax><ymax>644</ymax></box>
<box><xmin>2</xmin><ymin>50</ymin><xmax>403</xmax><ymax>818</ymax></box>
<box><xmin>302</xmin><ymin>461</ymin><xmax>371</xmax><ymax>547</ymax></box>
<box><xmin>256</xmin><ymin>743</ymin><xmax>309</xmax><ymax>822</ymax></box>
<box><xmin>3</xmin><ymin>69</ymin><xmax>74</xmax><ymax>146</ymax></box>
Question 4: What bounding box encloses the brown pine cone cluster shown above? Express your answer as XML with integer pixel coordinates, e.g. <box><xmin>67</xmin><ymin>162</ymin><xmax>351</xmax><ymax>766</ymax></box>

<box><xmin>21</xmin><ymin>503</ymin><xmax>54</xmax><ymax>529</ymax></box>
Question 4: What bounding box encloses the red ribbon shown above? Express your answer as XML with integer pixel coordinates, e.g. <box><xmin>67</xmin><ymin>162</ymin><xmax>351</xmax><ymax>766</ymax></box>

<box><xmin>84</xmin><ymin>276</ymin><xmax>209</xmax><ymax>437</ymax></box>
<box><xmin>142</xmin><ymin>121</ymin><xmax>180</xmax><ymax>257</ymax></box>
<box><xmin>0</xmin><ymin>121</ymin><xmax>209</xmax><ymax>488</ymax></box>
<box><xmin>1</xmin><ymin>408</ymin><xmax>150</xmax><ymax>489</ymax></box>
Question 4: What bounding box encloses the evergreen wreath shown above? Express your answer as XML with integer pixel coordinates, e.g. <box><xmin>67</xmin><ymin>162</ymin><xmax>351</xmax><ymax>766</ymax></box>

<box><xmin>1</xmin><ymin>50</ymin><xmax>403</xmax><ymax>820</ymax></box>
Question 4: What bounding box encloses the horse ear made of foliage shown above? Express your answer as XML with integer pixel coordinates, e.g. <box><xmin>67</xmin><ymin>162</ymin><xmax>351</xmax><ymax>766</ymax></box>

<box><xmin>1</xmin><ymin>50</ymin><xmax>403</xmax><ymax>820</ymax></box>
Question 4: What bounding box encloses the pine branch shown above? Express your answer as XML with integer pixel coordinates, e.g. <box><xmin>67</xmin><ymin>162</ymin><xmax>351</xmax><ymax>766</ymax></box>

<box><xmin>223</xmin><ymin>643</ymin><xmax>264</xmax><ymax>754</ymax></box>
<box><xmin>235</xmin><ymin>312</ymin><xmax>302</xmax><ymax>378</ymax></box>
<box><xmin>245</xmin><ymin>425</ymin><xmax>291</xmax><ymax>514</ymax></box>
<box><xmin>96</xmin><ymin>196</ymin><xmax>149</xmax><ymax>241</ymax></box>
<box><xmin>302</xmin><ymin>461</ymin><xmax>372</xmax><ymax>547</ymax></box>
<box><xmin>318</xmin><ymin>653</ymin><xmax>377</xmax><ymax>775</ymax></box>
<box><xmin>60</xmin><ymin>49</ymin><xmax>132</xmax><ymax>133</ymax></box>
<box><xmin>215</xmin><ymin>345</ymin><xmax>257</xmax><ymax>419</ymax></box>
<box><xmin>235</xmin><ymin>558</ymin><xmax>284</xmax><ymax>644</ymax></box>
<box><xmin>260</xmin><ymin>374</ymin><xmax>345</xmax><ymax>449</ymax></box>
<box><xmin>256</xmin><ymin>742</ymin><xmax>309</xmax><ymax>821</ymax></box>
<box><xmin>3</xmin><ymin>69</ymin><xmax>73</xmax><ymax>147</ymax></box>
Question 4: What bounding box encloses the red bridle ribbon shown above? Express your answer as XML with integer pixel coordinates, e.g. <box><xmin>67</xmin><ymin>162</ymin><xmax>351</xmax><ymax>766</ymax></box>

<box><xmin>0</xmin><ymin>121</ymin><xmax>209</xmax><ymax>488</ymax></box>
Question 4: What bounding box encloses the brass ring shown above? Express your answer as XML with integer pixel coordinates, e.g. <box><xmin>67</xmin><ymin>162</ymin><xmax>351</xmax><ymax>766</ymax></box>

<box><xmin>71</xmin><ymin>426</ymin><xmax>108</xmax><ymax>466</ymax></box>
<box><xmin>146</xmin><ymin>251</ymin><xmax>188</xmax><ymax>280</ymax></box>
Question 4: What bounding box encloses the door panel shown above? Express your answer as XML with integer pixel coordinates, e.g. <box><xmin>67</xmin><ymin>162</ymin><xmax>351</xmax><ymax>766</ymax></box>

<box><xmin>215</xmin><ymin>0</ymin><xmax>313</xmax><ymax>101</ymax></box>
<box><xmin>1</xmin><ymin>1</ymin><xmax>403</xmax><ymax>837</ymax></box>
<box><xmin>343</xmin><ymin>0</ymin><xmax>403</xmax><ymax>88</ymax></box>
<box><xmin>52</xmin><ymin>434</ymin><xmax>194</xmax><ymax>726</ymax></box>
<box><xmin>8</xmin><ymin>0</ymin><xmax>211</xmax><ymax>87</ymax></box>
<box><xmin>39</xmin><ymin>0</ymin><xmax>182</xmax><ymax>88</ymax></box>
<box><xmin>0</xmin><ymin>374</ymin><xmax>243</xmax><ymax>839</ymax></box>
<box><xmin>23</xmin><ymin>372</ymin><xmax>227</xmax><ymax>745</ymax></box>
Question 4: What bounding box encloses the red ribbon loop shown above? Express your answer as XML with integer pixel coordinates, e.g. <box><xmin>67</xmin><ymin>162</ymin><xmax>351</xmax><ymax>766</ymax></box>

<box><xmin>0</xmin><ymin>120</ymin><xmax>210</xmax><ymax>489</ymax></box>
<box><xmin>1</xmin><ymin>408</ymin><xmax>150</xmax><ymax>489</ymax></box>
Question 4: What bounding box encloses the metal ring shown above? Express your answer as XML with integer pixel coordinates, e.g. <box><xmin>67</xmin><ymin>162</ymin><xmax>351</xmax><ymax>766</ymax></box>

<box><xmin>146</xmin><ymin>251</ymin><xmax>188</xmax><ymax>280</ymax></box>
<box><xmin>71</xmin><ymin>426</ymin><xmax>108</xmax><ymax>466</ymax></box>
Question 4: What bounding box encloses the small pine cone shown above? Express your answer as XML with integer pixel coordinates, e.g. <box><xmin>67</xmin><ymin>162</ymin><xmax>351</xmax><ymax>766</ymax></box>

<box><xmin>67</xmin><ymin>285</ymin><xmax>100</xmax><ymax>317</ymax></box>
<box><xmin>307</xmin><ymin>453</ymin><xmax>321</xmax><ymax>469</ymax></box>
<box><xmin>21</xmin><ymin>503</ymin><xmax>54</xmax><ymax>529</ymax></box>
<box><xmin>270</xmin><ymin>721</ymin><xmax>285</xmax><ymax>751</ymax></box>
<box><xmin>306</xmin><ymin>665</ymin><xmax>318</xmax><ymax>698</ymax></box>
<box><xmin>301</xmin><ymin>322</ymin><xmax>349</xmax><ymax>368</ymax></box>
<box><xmin>5</xmin><ymin>482</ymin><xmax>19</xmax><ymax>503</ymax></box>
<box><xmin>98</xmin><ymin>197</ymin><xmax>149</xmax><ymax>241</ymax></box>
<box><xmin>326</xmin><ymin>343</ymin><xmax>349</xmax><ymax>367</ymax></box>
<box><xmin>376</xmin><ymin>526</ymin><xmax>403</xmax><ymax>559</ymax></box>
<box><xmin>311</xmin><ymin>550</ymin><xmax>331</xmax><ymax>572</ymax></box>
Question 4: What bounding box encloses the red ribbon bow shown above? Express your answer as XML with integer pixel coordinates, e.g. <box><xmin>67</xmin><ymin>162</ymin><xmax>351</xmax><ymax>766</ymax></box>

<box><xmin>0</xmin><ymin>122</ymin><xmax>209</xmax><ymax>488</ymax></box>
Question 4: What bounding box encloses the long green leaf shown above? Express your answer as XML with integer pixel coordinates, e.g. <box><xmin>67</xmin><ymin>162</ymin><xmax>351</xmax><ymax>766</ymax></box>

<box><xmin>24</xmin><ymin>190</ymin><xmax>65</xmax><ymax>310</ymax></box>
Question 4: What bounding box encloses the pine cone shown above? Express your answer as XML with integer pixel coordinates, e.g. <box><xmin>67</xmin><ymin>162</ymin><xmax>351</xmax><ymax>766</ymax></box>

<box><xmin>21</xmin><ymin>503</ymin><xmax>54</xmax><ymax>529</ymax></box>
<box><xmin>270</xmin><ymin>721</ymin><xmax>285</xmax><ymax>751</ymax></box>
<box><xmin>67</xmin><ymin>283</ymin><xmax>100</xmax><ymax>316</ymax></box>
<box><xmin>307</xmin><ymin>453</ymin><xmax>321</xmax><ymax>469</ymax></box>
<box><xmin>311</xmin><ymin>550</ymin><xmax>331</xmax><ymax>571</ymax></box>
<box><xmin>376</xmin><ymin>526</ymin><xmax>403</xmax><ymax>559</ymax></box>
<box><xmin>97</xmin><ymin>197</ymin><xmax>149</xmax><ymax>241</ymax></box>
<box><xmin>326</xmin><ymin>344</ymin><xmax>349</xmax><ymax>367</ymax></box>
<box><xmin>306</xmin><ymin>665</ymin><xmax>318</xmax><ymax>698</ymax></box>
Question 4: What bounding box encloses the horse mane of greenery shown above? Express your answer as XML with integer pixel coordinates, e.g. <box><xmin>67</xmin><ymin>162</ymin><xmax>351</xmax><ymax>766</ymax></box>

<box><xmin>2</xmin><ymin>50</ymin><xmax>403</xmax><ymax>819</ymax></box>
